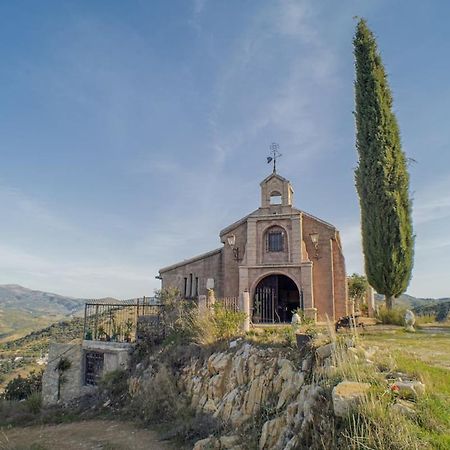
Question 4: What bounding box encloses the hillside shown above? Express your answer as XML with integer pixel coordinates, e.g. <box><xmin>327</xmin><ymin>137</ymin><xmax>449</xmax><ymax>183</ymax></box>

<box><xmin>0</xmin><ymin>316</ymin><xmax>84</xmax><ymax>389</ymax></box>
<box><xmin>0</xmin><ymin>285</ymin><xmax>87</xmax><ymax>341</ymax></box>
<box><xmin>374</xmin><ymin>292</ymin><xmax>450</xmax><ymax>309</ymax></box>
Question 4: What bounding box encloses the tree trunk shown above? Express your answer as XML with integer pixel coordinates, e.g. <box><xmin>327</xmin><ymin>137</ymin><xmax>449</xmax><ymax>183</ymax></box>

<box><xmin>385</xmin><ymin>295</ymin><xmax>394</xmax><ymax>310</ymax></box>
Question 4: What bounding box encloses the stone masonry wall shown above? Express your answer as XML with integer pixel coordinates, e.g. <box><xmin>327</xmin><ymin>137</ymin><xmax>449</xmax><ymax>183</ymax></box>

<box><xmin>161</xmin><ymin>249</ymin><xmax>224</xmax><ymax>298</ymax></box>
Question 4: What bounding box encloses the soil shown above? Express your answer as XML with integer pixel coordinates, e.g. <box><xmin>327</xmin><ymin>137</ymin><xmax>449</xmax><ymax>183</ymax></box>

<box><xmin>0</xmin><ymin>419</ymin><xmax>173</xmax><ymax>449</ymax></box>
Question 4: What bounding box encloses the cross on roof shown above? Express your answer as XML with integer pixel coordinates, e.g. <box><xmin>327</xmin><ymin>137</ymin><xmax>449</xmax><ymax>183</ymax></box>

<box><xmin>267</xmin><ymin>142</ymin><xmax>282</xmax><ymax>173</ymax></box>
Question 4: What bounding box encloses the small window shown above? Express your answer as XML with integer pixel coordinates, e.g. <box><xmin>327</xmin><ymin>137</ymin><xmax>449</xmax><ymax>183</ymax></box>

<box><xmin>267</xmin><ymin>231</ymin><xmax>284</xmax><ymax>252</ymax></box>
<box><xmin>183</xmin><ymin>277</ymin><xmax>188</xmax><ymax>297</ymax></box>
<box><xmin>189</xmin><ymin>273</ymin><xmax>193</xmax><ymax>298</ymax></box>
<box><xmin>195</xmin><ymin>277</ymin><xmax>199</xmax><ymax>297</ymax></box>
<box><xmin>85</xmin><ymin>351</ymin><xmax>104</xmax><ymax>386</ymax></box>
<box><xmin>270</xmin><ymin>191</ymin><xmax>282</xmax><ymax>205</ymax></box>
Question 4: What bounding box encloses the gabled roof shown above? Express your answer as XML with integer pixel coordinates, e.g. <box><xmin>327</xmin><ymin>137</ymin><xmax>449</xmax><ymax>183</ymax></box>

<box><xmin>159</xmin><ymin>248</ymin><xmax>222</xmax><ymax>273</ymax></box>
<box><xmin>259</xmin><ymin>172</ymin><xmax>289</xmax><ymax>186</ymax></box>
<box><xmin>219</xmin><ymin>210</ymin><xmax>258</xmax><ymax>236</ymax></box>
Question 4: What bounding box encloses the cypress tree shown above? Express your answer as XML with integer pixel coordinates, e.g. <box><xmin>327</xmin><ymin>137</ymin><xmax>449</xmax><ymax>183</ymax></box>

<box><xmin>353</xmin><ymin>19</ymin><xmax>414</xmax><ymax>309</ymax></box>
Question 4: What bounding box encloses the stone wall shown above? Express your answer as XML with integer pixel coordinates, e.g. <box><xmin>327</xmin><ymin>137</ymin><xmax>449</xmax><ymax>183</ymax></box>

<box><xmin>42</xmin><ymin>341</ymin><xmax>133</xmax><ymax>406</ymax></box>
<box><xmin>160</xmin><ymin>248</ymin><xmax>224</xmax><ymax>298</ymax></box>
<box><xmin>42</xmin><ymin>343</ymin><xmax>84</xmax><ymax>406</ymax></box>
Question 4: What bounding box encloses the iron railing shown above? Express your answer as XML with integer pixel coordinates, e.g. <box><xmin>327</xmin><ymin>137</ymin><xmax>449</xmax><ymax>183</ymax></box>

<box><xmin>83</xmin><ymin>296</ymin><xmax>162</xmax><ymax>343</ymax></box>
<box><xmin>206</xmin><ymin>296</ymin><xmax>240</xmax><ymax>312</ymax></box>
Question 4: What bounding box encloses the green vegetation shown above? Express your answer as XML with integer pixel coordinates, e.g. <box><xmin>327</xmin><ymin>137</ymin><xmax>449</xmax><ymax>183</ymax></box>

<box><xmin>331</xmin><ymin>329</ymin><xmax>450</xmax><ymax>449</ymax></box>
<box><xmin>2</xmin><ymin>370</ymin><xmax>42</xmax><ymax>401</ymax></box>
<box><xmin>354</xmin><ymin>19</ymin><xmax>414</xmax><ymax>309</ymax></box>
<box><xmin>158</xmin><ymin>288</ymin><xmax>246</xmax><ymax>347</ymax></box>
<box><xmin>348</xmin><ymin>273</ymin><xmax>368</xmax><ymax>314</ymax></box>
<box><xmin>0</xmin><ymin>318</ymin><xmax>83</xmax><ymax>392</ymax></box>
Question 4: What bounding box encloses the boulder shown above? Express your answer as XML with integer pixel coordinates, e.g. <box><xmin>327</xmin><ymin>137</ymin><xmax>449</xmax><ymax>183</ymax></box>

<box><xmin>259</xmin><ymin>416</ymin><xmax>286</xmax><ymax>449</ymax></box>
<box><xmin>391</xmin><ymin>381</ymin><xmax>425</xmax><ymax>399</ymax></box>
<box><xmin>391</xmin><ymin>399</ymin><xmax>416</xmax><ymax>418</ymax></box>
<box><xmin>316</xmin><ymin>343</ymin><xmax>335</xmax><ymax>360</ymax></box>
<box><xmin>219</xmin><ymin>435</ymin><xmax>240</xmax><ymax>449</ymax></box>
<box><xmin>193</xmin><ymin>436</ymin><xmax>220</xmax><ymax>450</ymax></box>
<box><xmin>332</xmin><ymin>381</ymin><xmax>370</xmax><ymax>417</ymax></box>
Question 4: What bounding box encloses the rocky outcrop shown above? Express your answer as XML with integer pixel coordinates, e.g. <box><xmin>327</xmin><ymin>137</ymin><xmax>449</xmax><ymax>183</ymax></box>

<box><xmin>178</xmin><ymin>343</ymin><xmax>328</xmax><ymax>450</ymax></box>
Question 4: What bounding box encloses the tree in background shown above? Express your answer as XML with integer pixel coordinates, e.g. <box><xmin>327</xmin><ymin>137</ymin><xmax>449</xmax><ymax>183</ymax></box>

<box><xmin>348</xmin><ymin>273</ymin><xmax>368</xmax><ymax>314</ymax></box>
<box><xmin>353</xmin><ymin>19</ymin><xmax>414</xmax><ymax>309</ymax></box>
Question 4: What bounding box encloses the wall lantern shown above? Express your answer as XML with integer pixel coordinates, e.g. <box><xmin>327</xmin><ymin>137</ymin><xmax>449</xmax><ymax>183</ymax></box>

<box><xmin>227</xmin><ymin>234</ymin><xmax>242</xmax><ymax>261</ymax></box>
<box><xmin>309</xmin><ymin>232</ymin><xmax>320</xmax><ymax>259</ymax></box>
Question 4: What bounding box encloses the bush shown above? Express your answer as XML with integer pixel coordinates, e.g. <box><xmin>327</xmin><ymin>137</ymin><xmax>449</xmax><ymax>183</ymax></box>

<box><xmin>375</xmin><ymin>306</ymin><xmax>406</xmax><ymax>326</ymax></box>
<box><xmin>128</xmin><ymin>364</ymin><xmax>185</xmax><ymax>424</ymax></box>
<box><xmin>3</xmin><ymin>370</ymin><xmax>43</xmax><ymax>401</ymax></box>
<box><xmin>99</xmin><ymin>370</ymin><xmax>129</xmax><ymax>407</ymax></box>
<box><xmin>184</xmin><ymin>303</ymin><xmax>246</xmax><ymax>346</ymax></box>
<box><xmin>26</xmin><ymin>391</ymin><xmax>42</xmax><ymax>414</ymax></box>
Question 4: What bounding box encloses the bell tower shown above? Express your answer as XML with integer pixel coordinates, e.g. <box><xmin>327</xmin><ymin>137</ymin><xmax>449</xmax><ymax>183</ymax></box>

<box><xmin>260</xmin><ymin>173</ymin><xmax>294</xmax><ymax>208</ymax></box>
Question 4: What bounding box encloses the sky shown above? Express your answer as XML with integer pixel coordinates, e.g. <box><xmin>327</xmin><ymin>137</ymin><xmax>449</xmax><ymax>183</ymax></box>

<box><xmin>1</xmin><ymin>0</ymin><xmax>449</xmax><ymax>299</ymax></box>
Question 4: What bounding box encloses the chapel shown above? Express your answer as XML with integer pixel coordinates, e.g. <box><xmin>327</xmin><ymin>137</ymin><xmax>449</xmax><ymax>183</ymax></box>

<box><xmin>159</xmin><ymin>168</ymin><xmax>348</xmax><ymax>322</ymax></box>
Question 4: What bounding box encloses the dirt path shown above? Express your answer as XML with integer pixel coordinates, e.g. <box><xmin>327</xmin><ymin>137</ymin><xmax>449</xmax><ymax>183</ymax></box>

<box><xmin>0</xmin><ymin>419</ymin><xmax>173</xmax><ymax>450</ymax></box>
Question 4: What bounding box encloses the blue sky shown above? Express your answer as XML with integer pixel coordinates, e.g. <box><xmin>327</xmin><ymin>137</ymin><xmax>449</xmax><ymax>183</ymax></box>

<box><xmin>1</xmin><ymin>0</ymin><xmax>449</xmax><ymax>299</ymax></box>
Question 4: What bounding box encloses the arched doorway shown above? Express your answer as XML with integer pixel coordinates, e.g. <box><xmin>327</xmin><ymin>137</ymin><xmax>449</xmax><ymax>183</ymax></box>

<box><xmin>252</xmin><ymin>274</ymin><xmax>301</xmax><ymax>323</ymax></box>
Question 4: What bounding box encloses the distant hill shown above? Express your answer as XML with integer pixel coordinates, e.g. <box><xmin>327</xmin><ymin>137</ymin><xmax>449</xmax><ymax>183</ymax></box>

<box><xmin>374</xmin><ymin>293</ymin><xmax>450</xmax><ymax>320</ymax></box>
<box><xmin>374</xmin><ymin>292</ymin><xmax>450</xmax><ymax>309</ymax></box>
<box><xmin>0</xmin><ymin>284</ymin><xmax>87</xmax><ymax>341</ymax></box>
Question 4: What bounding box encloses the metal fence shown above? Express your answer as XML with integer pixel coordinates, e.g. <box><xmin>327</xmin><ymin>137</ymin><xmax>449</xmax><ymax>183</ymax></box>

<box><xmin>205</xmin><ymin>296</ymin><xmax>240</xmax><ymax>312</ymax></box>
<box><xmin>83</xmin><ymin>297</ymin><xmax>163</xmax><ymax>343</ymax></box>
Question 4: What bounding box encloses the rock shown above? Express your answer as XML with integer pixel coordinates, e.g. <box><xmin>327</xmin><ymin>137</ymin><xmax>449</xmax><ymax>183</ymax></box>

<box><xmin>244</xmin><ymin>376</ymin><xmax>264</xmax><ymax>415</ymax></box>
<box><xmin>278</xmin><ymin>359</ymin><xmax>295</xmax><ymax>380</ymax></box>
<box><xmin>277</xmin><ymin>380</ymin><xmax>298</xmax><ymax>409</ymax></box>
<box><xmin>203</xmin><ymin>399</ymin><xmax>217</xmax><ymax>414</ymax></box>
<box><xmin>404</xmin><ymin>310</ymin><xmax>416</xmax><ymax>332</ymax></box>
<box><xmin>391</xmin><ymin>381</ymin><xmax>425</xmax><ymax>399</ymax></box>
<box><xmin>332</xmin><ymin>381</ymin><xmax>370</xmax><ymax>418</ymax></box>
<box><xmin>316</xmin><ymin>343</ymin><xmax>335</xmax><ymax>360</ymax></box>
<box><xmin>209</xmin><ymin>353</ymin><xmax>232</xmax><ymax>374</ymax></box>
<box><xmin>301</xmin><ymin>357</ymin><xmax>312</xmax><ymax>372</ymax></box>
<box><xmin>219</xmin><ymin>435</ymin><xmax>240</xmax><ymax>448</ymax></box>
<box><xmin>284</xmin><ymin>436</ymin><xmax>299</xmax><ymax>450</ymax></box>
<box><xmin>193</xmin><ymin>436</ymin><xmax>220</xmax><ymax>450</ymax></box>
<box><xmin>391</xmin><ymin>399</ymin><xmax>416</xmax><ymax>418</ymax></box>
<box><xmin>259</xmin><ymin>416</ymin><xmax>286</xmax><ymax>449</ymax></box>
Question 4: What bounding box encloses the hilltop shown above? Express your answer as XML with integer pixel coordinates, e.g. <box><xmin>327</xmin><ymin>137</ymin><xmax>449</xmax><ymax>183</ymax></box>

<box><xmin>0</xmin><ymin>284</ymin><xmax>87</xmax><ymax>341</ymax></box>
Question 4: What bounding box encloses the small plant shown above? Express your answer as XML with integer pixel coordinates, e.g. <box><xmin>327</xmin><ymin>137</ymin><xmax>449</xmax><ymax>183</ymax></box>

<box><xmin>84</xmin><ymin>329</ymin><xmax>93</xmax><ymax>340</ymax></box>
<box><xmin>56</xmin><ymin>356</ymin><xmax>71</xmax><ymax>401</ymax></box>
<box><xmin>376</xmin><ymin>306</ymin><xmax>406</xmax><ymax>326</ymax></box>
<box><xmin>99</xmin><ymin>369</ymin><xmax>129</xmax><ymax>406</ymax></box>
<box><xmin>26</xmin><ymin>391</ymin><xmax>42</xmax><ymax>414</ymax></box>
<box><xmin>3</xmin><ymin>370</ymin><xmax>43</xmax><ymax>401</ymax></box>
<box><xmin>124</xmin><ymin>318</ymin><xmax>134</xmax><ymax>342</ymax></box>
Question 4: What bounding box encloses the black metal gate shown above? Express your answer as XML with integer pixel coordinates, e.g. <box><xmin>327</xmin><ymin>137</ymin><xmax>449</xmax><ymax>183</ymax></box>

<box><xmin>253</xmin><ymin>286</ymin><xmax>277</xmax><ymax>323</ymax></box>
<box><xmin>84</xmin><ymin>351</ymin><xmax>104</xmax><ymax>386</ymax></box>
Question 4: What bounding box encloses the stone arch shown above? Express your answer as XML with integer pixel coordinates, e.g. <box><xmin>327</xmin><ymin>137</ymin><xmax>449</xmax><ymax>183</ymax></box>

<box><xmin>251</xmin><ymin>272</ymin><xmax>302</xmax><ymax>323</ymax></box>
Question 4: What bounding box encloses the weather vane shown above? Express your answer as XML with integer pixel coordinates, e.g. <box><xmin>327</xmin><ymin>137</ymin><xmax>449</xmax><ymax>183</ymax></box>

<box><xmin>267</xmin><ymin>142</ymin><xmax>282</xmax><ymax>173</ymax></box>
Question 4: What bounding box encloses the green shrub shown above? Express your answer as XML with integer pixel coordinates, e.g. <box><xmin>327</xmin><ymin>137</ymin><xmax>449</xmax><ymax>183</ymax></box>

<box><xmin>128</xmin><ymin>364</ymin><xmax>185</xmax><ymax>424</ymax></box>
<box><xmin>99</xmin><ymin>370</ymin><xmax>129</xmax><ymax>406</ymax></box>
<box><xmin>3</xmin><ymin>370</ymin><xmax>43</xmax><ymax>401</ymax></box>
<box><xmin>375</xmin><ymin>306</ymin><xmax>406</xmax><ymax>326</ymax></box>
<box><xmin>26</xmin><ymin>391</ymin><xmax>42</xmax><ymax>414</ymax></box>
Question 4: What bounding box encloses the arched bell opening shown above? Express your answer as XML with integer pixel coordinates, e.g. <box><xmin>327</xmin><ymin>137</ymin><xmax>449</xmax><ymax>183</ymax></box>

<box><xmin>252</xmin><ymin>274</ymin><xmax>301</xmax><ymax>324</ymax></box>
